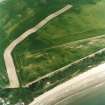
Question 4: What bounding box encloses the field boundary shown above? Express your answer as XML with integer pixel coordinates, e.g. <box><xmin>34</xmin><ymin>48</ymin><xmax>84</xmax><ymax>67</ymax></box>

<box><xmin>35</xmin><ymin>33</ymin><xmax>105</xmax><ymax>53</ymax></box>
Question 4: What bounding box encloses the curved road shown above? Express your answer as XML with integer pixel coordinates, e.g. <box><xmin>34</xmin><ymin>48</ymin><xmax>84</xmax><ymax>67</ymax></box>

<box><xmin>29</xmin><ymin>63</ymin><xmax>105</xmax><ymax>105</ymax></box>
<box><xmin>4</xmin><ymin>5</ymin><xmax>72</xmax><ymax>88</ymax></box>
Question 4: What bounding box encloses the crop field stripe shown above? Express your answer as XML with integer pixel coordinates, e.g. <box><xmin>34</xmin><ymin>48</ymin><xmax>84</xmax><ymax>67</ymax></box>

<box><xmin>34</xmin><ymin>33</ymin><xmax>105</xmax><ymax>53</ymax></box>
<box><xmin>3</xmin><ymin>4</ymin><xmax>72</xmax><ymax>88</ymax></box>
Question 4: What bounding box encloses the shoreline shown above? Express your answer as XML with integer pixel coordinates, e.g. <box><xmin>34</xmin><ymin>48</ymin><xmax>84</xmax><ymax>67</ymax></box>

<box><xmin>29</xmin><ymin>63</ymin><xmax>105</xmax><ymax>105</ymax></box>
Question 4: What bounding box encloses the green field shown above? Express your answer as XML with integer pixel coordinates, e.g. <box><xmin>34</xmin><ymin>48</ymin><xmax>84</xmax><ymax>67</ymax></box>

<box><xmin>12</xmin><ymin>0</ymin><xmax>105</xmax><ymax>85</ymax></box>
<box><xmin>13</xmin><ymin>35</ymin><xmax>105</xmax><ymax>84</ymax></box>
